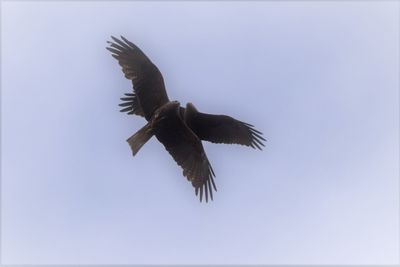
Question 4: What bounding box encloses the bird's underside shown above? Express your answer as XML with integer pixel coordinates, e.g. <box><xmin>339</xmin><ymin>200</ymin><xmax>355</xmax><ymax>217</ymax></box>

<box><xmin>107</xmin><ymin>36</ymin><xmax>265</xmax><ymax>202</ymax></box>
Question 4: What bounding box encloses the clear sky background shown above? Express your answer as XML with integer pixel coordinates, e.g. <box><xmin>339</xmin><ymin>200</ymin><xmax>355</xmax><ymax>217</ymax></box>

<box><xmin>1</xmin><ymin>1</ymin><xmax>399</xmax><ymax>265</ymax></box>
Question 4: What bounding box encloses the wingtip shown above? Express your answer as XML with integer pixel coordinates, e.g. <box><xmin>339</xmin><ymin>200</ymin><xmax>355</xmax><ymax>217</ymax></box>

<box><xmin>121</xmin><ymin>36</ymin><xmax>129</xmax><ymax>45</ymax></box>
<box><xmin>111</xmin><ymin>35</ymin><xmax>118</xmax><ymax>42</ymax></box>
<box><xmin>195</xmin><ymin>179</ymin><xmax>216</xmax><ymax>203</ymax></box>
<box><xmin>120</xmin><ymin>106</ymin><xmax>133</xmax><ymax>113</ymax></box>
<box><xmin>199</xmin><ymin>186</ymin><xmax>203</xmax><ymax>202</ymax></box>
<box><xmin>243</xmin><ymin>122</ymin><xmax>255</xmax><ymax>127</ymax></box>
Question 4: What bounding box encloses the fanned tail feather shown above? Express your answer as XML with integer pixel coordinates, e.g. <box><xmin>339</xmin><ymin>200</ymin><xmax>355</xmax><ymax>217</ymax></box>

<box><xmin>127</xmin><ymin>123</ymin><xmax>153</xmax><ymax>156</ymax></box>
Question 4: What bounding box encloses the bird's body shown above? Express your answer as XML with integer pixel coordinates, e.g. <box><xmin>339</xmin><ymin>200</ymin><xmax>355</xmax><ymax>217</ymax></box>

<box><xmin>107</xmin><ymin>36</ymin><xmax>265</xmax><ymax>202</ymax></box>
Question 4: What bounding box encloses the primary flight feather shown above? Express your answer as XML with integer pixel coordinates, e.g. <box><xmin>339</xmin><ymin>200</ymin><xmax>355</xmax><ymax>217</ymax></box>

<box><xmin>107</xmin><ymin>36</ymin><xmax>265</xmax><ymax>202</ymax></box>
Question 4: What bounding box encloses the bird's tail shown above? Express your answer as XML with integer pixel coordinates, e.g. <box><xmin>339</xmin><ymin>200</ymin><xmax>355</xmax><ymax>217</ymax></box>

<box><xmin>127</xmin><ymin>123</ymin><xmax>153</xmax><ymax>156</ymax></box>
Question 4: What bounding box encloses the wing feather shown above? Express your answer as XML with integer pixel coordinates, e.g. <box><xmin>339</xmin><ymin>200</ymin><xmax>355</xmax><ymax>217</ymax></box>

<box><xmin>107</xmin><ymin>36</ymin><xmax>169</xmax><ymax>120</ymax></box>
<box><xmin>153</xmin><ymin>110</ymin><xmax>217</xmax><ymax>202</ymax></box>
<box><xmin>118</xmin><ymin>93</ymin><xmax>145</xmax><ymax>117</ymax></box>
<box><xmin>185</xmin><ymin>107</ymin><xmax>266</xmax><ymax>149</ymax></box>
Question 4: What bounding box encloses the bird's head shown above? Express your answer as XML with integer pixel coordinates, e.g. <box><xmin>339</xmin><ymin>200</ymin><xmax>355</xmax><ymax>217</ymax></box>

<box><xmin>183</xmin><ymin>102</ymin><xmax>198</xmax><ymax>123</ymax></box>
<box><xmin>170</xmin><ymin>100</ymin><xmax>180</xmax><ymax>108</ymax></box>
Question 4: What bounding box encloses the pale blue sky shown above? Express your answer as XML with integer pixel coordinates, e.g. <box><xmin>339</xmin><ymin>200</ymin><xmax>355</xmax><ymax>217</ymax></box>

<box><xmin>1</xmin><ymin>1</ymin><xmax>399</xmax><ymax>265</ymax></box>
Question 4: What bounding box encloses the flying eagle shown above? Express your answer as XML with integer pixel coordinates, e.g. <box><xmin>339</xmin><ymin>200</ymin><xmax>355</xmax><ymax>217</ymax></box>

<box><xmin>107</xmin><ymin>36</ymin><xmax>265</xmax><ymax>202</ymax></box>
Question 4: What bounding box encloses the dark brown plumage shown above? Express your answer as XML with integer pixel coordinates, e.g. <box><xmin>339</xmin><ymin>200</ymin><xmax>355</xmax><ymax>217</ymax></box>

<box><xmin>107</xmin><ymin>36</ymin><xmax>265</xmax><ymax>202</ymax></box>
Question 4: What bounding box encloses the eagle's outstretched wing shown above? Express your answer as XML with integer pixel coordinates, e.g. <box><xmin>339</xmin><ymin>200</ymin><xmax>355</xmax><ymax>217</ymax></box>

<box><xmin>107</xmin><ymin>36</ymin><xmax>169</xmax><ymax>121</ymax></box>
<box><xmin>184</xmin><ymin>104</ymin><xmax>266</xmax><ymax>149</ymax></box>
<box><xmin>153</xmin><ymin>107</ymin><xmax>217</xmax><ymax>202</ymax></box>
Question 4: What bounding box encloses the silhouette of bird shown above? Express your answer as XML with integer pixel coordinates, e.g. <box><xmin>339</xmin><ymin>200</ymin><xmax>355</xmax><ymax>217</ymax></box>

<box><xmin>107</xmin><ymin>36</ymin><xmax>265</xmax><ymax>202</ymax></box>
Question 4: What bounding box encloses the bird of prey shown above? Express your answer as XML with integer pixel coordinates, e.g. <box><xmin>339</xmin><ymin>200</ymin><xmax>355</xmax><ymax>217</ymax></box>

<box><xmin>107</xmin><ymin>36</ymin><xmax>265</xmax><ymax>202</ymax></box>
